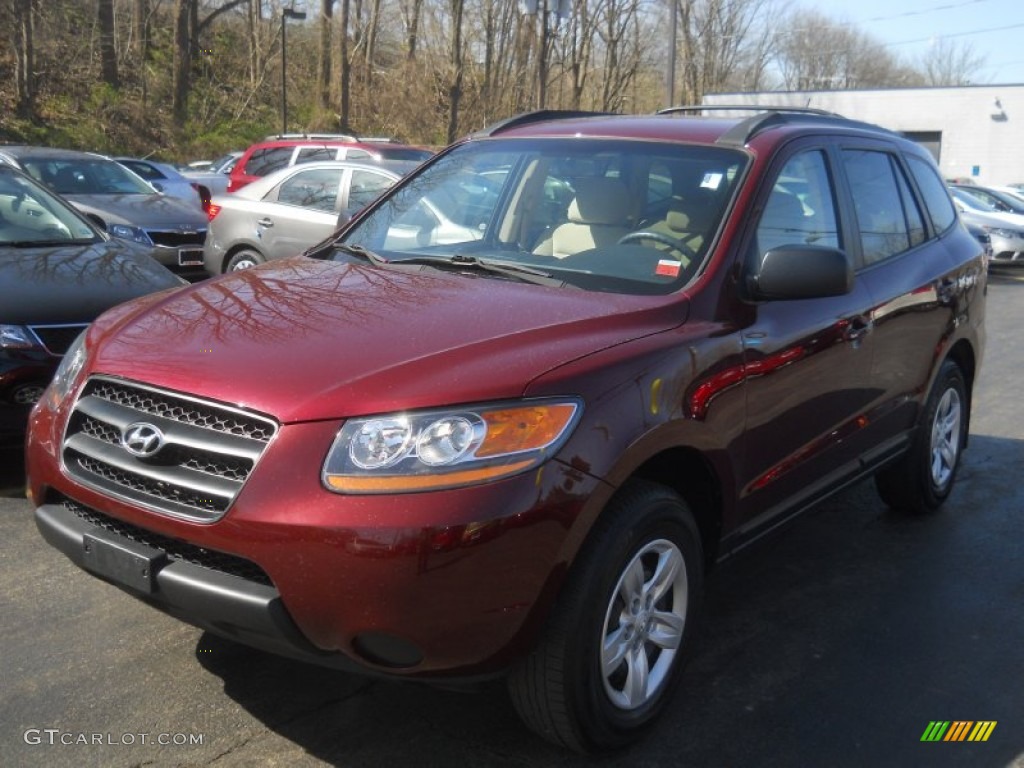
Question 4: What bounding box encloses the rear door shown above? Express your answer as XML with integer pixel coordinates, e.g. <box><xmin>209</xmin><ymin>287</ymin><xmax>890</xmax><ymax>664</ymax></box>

<box><xmin>836</xmin><ymin>140</ymin><xmax>979</xmax><ymax>456</ymax></box>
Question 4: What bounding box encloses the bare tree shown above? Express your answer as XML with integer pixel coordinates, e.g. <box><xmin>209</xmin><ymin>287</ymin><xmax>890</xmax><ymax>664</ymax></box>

<box><xmin>774</xmin><ymin>9</ymin><xmax>920</xmax><ymax>90</ymax></box>
<box><xmin>919</xmin><ymin>38</ymin><xmax>987</xmax><ymax>86</ymax></box>
<box><xmin>675</xmin><ymin>0</ymin><xmax>777</xmax><ymax>105</ymax></box>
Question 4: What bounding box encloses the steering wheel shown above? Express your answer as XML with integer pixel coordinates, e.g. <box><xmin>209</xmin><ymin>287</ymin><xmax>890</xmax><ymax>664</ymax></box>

<box><xmin>617</xmin><ymin>231</ymin><xmax>693</xmax><ymax>261</ymax></box>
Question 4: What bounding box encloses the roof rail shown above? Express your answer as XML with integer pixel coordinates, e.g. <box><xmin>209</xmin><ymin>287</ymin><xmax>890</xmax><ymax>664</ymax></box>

<box><xmin>263</xmin><ymin>132</ymin><xmax>359</xmax><ymax>142</ymax></box>
<box><xmin>657</xmin><ymin>107</ymin><xmax>900</xmax><ymax>148</ymax></box>
<box><xmin>658</xmin><ymin>104</ymin><xmax>838</xmax><ymax>117</ymax></box>
<box><xmin>473</xmin><ymin>110</ymin><xmax>616</xmax><ymax>138</ymax></box>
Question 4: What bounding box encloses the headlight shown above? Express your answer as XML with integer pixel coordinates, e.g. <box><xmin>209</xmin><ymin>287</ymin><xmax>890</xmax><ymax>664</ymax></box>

<box><xmin>323</xmin><ymin>399</ymin><xmax>582</xmax><ymax>493</ymax></box>
<box><xmin>108</xmin><ymin>224</ymin><xmax>153</xmax><ymax>245</ymax></box>
<box><xmin>0</xmin><ymin>324</ymin><xmax>39</xmax><ymax>350</ymax></box>
<box><xmin>43</xmin><ymin>329</ymin><xmax>89</xmax><ymax>411</ymax></box>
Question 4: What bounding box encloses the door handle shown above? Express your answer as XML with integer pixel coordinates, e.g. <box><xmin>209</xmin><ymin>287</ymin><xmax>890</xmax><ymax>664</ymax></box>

<box><xmin>257</xmin><ymin>218</ymin><xmax>274</xmax><ymax>228</ymax></box>
<box><xmin>843</xmin><ymin>316</ymin><xmax>873</xmax><ymax>343</ymax></box>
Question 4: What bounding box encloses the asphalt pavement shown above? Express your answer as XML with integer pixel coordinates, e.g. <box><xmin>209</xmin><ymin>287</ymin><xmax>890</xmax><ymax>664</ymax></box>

<box><xmin>2</xmin><ymin>270</ymin><xmax>1023</xmax><ymax>767</ymax></box>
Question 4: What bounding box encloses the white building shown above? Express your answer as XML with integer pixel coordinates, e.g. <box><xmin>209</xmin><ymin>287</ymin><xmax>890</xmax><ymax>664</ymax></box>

<box><xmin>703</xmin><ymin>85</ymin><xmax>1024</xmax><ymax>187</ymax></box>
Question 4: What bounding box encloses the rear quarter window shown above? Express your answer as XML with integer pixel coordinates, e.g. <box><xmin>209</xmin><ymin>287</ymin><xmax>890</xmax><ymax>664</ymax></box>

<box><xmin>906</xmin><ymin>154</ymin><xmax>958</xmax><ymax>234</ymax></box>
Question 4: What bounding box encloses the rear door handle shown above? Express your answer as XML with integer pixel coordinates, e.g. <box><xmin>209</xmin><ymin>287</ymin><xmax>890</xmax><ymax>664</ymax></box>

<box><xmin>257</xmin><ymin>218</ymin><xmax>274</xmax><ymax>228</ymax></box>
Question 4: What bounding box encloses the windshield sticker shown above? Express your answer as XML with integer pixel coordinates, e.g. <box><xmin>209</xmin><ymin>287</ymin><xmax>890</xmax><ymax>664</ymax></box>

<box><xmin>700</xmin><ymin>172</ymin><xmax>723</xmax><ymax>190</ymax></box>
<box><xmin>656</xmin><ymin>259</ymin><xmax>682</xmax><ymax>277</ymax></box>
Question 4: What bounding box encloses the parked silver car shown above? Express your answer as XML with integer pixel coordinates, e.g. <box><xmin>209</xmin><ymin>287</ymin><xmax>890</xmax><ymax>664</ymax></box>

<box><xmin>950</xmin><ymin>187</ymin><xmax>1024</xmax><ymax>263</ymax></box>
<box><xmin>203</xmin><ymin>160</ymin><xmax>421</xmax><ymax>273</ymax></box>
<box><xmin>0</xmin><ymin>146</ymin><xmax>209</xmax><ymax>277</ymax></box>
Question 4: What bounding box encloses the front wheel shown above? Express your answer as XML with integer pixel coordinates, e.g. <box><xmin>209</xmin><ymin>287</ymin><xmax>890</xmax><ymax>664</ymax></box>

<box><xmin>508</xmin><ymin>480</ymin><xmax>704</xmax><ymax>753</ymax></box>
<box><xmin>875</xmin><ymin>359</ymin><xmax>968</xmax><ymax>514</ymax></box>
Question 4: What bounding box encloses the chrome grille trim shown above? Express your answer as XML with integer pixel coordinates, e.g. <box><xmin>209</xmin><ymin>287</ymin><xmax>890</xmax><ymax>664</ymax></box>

<box><xmin>62</xmin><ymin>376</ymin><xmax>278</xmax><ymax>523</ymax></box>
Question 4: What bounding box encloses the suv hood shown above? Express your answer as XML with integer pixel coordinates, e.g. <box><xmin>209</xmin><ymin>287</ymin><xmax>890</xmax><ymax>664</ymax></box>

<box><xmin>88</xmin><ymin>258</ymin><xmax>686</xmax><ymax>423</ymax></box>
<box><xmin>65</xmin><ymin>194</ymin><xmax>208</xmax><ymax>230</ymax></box>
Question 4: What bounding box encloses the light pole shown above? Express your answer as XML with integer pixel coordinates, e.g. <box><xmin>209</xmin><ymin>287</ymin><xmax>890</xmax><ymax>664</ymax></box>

<box><xmin>281</xmin><ymin>7</ymin><xmax>307</xmax><ymax>136</ymax></box>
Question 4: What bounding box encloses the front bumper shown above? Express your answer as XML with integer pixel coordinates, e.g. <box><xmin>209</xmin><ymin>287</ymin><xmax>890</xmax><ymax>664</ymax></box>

<box><xmin>28</xmin><ymin>400</ymin><xmax>602</xmax><ymax>678</ymax></box>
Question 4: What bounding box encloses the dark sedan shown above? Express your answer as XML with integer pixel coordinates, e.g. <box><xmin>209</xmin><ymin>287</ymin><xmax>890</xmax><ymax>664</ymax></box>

<box><xmin>0</xmin><ymin>146</ymin><xmax>209</xmax><ymax>278</ymax></box>
<box><xmin>0</xmin><ymin>165</ymin><xmax>184</xmax><ymax>445</ymax></box>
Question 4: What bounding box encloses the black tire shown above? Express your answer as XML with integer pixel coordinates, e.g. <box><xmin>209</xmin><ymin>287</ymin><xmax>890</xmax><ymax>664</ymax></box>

<box><xmin>508</xmin><ymin>480</ymin><xmax>704</xmax><ymax>753</ymax></box>
<box><xmin>875</xmin><ymin>359</ymin><xmax>968</xmax><ymax>514</ymax></box>
<box><xmin>225</xmin><ymin>249</ymin><xmax>264</xmax><ymax>272</ymax></box>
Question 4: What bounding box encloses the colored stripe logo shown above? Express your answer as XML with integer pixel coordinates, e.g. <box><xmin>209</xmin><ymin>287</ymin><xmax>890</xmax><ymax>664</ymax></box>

<box><xmin>921</xmin><ymin>721</ymin><xmax>997</xmax><ymax>742</ymax></box>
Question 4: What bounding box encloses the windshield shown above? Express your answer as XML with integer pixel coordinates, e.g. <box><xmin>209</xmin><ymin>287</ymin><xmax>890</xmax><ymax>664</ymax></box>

<box><xmin>337</xmin><ymin>138</ymin><xmax>746</xmax><ymax>295</ymax></box>
<box><xmin>0</xmin><ymin>169</ymin><xmax>100</xmax><ymax>245</ymax></box>
<box><xmin>20</xmin><ymin>156</ymin><xmax>156</xmax><ymax>196</ymax></box>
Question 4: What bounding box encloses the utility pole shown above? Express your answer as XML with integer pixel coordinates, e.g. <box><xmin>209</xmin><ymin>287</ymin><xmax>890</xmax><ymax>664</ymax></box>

<box><xmin>281</xmin><ymin>7</ymin><xmax>308</xmax><ymax>135</ymax></box>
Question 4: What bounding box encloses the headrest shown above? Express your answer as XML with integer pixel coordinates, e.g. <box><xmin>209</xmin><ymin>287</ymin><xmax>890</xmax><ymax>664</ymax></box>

<box><xmin>568</xmin><ymin>178</ymin><xmax>631</xmax><ymax>225</ymax></box>
<box><xmin>665</xmin><ymin>194</ymin><xmax>715</xmax><ymax>233</ymax></box>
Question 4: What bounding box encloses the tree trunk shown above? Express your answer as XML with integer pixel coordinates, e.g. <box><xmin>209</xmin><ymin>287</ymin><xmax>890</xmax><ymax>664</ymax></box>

<box><xmin>172</xmin><ymin>0</ymin><xmax>191</xmax><ymax>126</ymax></box>
<box><xmin>339</xmin><ymin>0</ymin><xmax>352</xmax><ymax>130</ymax></box>
<box><xmin>318</xmin><ymin>1</ymin><xmax>333</xmax><ymax>109</ymax></box>
<box><xmin>364</xmin><ymin>0</ymin><xmax>381</xmax><ymax>86</ymax></box>
<box><xmin>98</xmin><ymin>0</ymin><xmax>119</xmax><ymax>87</ymax></box>
<box><xmin>446</xmin><ymin>0</ymin><xmax>465</xmax><ymax>143</ymax></box>
<box><xmin>14</xmin><ymin>0</ymin><xmax>36</xmax><ymax>117</ymax></box>
<box><xmin>249</xmin><ymin>0</ymin><xmax>262</xmax><ymax>86</ymax></box>
<box><xmin>132</xmin><ymin>0</ymin><xmax>150</xmax><ymax>60</ymax></box>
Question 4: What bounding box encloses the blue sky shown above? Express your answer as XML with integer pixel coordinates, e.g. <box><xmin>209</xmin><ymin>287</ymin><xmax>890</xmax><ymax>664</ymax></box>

<box><xmin>801</xmin><ymin>0</ymin><xmax>1024</xmax><ymax>84</ymax></box>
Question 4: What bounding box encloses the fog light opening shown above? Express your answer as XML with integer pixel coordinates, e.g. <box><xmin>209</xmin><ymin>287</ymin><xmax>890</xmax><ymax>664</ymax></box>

<box><xmin>352</xmin><ymin>632</ymin><xmax>423</xmax><ymax>669</ymax></box>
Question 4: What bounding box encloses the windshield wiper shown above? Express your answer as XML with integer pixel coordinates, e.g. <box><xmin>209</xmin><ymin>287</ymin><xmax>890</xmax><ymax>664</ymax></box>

<box><xmin>330</xmin><ymin>244</ymin><xmax>571</xmax><ymax>288</ymax></box>
<box><xmin>331</xmin><ymin>242</ymin><xmax>390</xmax><ymax>265</ymax></box>
<box><xmin>389</xmin><ymin>253</ymin><xmax>569</xmax><ymax>287</ymax></box>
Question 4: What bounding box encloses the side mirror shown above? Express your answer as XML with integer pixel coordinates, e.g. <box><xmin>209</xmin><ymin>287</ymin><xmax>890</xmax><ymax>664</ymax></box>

<box><xmin>151</xmin><ymin>181</ymin><xmax>165</xmax><ymax>193</ymax></box>
<box><xmin>85</xmin><ymin>213</ymin><xmax>107</xmax><ymax>232</ymax></box>
<box><xmin>746</xmin><ymin>245</ymin><xmax>853</xmax><ymax>301</ymax></box>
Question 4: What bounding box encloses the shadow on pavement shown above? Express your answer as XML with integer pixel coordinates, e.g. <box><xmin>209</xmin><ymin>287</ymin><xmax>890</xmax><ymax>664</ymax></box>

<box><xmin>0</xmin><ymin>447</ymin><xmax>26</xmax><ymax>498</ymax></box>
<box><xmin>191</xmin><ymin>434</ymin><xmax>1024</xmax><ymax>767</ymax></box>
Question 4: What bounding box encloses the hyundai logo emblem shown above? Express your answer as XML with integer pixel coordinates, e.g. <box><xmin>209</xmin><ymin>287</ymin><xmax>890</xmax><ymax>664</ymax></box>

<box><xmin>121</xmin><ymin>422</ymin><xmax>166</xmax><ymax>458</ymax></box>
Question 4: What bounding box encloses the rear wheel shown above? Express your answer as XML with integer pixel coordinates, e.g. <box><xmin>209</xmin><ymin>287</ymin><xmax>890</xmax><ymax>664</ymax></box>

<box><xmin>508</xmin><ymin>480</ymin><xmax>704</xmax><ymax>753</ymax></box>
<box><xmin>225</xmin><ymin>249</ymin><xmax>264</xmax><ymax>272</ymax></box>
<box><xmin>875</xmin><ymin>359</ymin><xmax>967</xmax><ymax>514</ymax></box>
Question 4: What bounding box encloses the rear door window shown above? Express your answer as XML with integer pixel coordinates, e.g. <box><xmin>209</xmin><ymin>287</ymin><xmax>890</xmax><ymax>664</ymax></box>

<box><xmin>843</xmin><ymin>149</ymin><xmax>926</xmax><ymax>265</ymax></box>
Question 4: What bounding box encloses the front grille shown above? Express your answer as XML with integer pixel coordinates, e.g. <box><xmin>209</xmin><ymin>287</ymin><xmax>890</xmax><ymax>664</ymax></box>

<box><xmin>147</xmin><ymin>230</ymin><xmax>206</xmax><ymax>248</ymax></box>
<box><xmin>28</xmin><ymin>323</ymin><xmax>89</xmax><ymax>355</ymax></box>
<box><xmin>61</xmin><ymin>496</ymin><xmax>274</xmax><ymax>586</ymax></box>
<box><xmin>62</xmin><ymin>376</ymin><xmax>278</xmax><ymax>522</ymax></box>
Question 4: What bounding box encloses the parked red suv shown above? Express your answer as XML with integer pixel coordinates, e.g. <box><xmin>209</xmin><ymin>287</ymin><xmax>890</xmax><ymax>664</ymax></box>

<box><xmin>226</xmin><ymin>134</ymin><xmax>433</xmax><ymax>192</ymax></box>
<box><xmin>27</xmin><ymin>108</ymin><xmax>986</xmax><ymax>752</ymax></box>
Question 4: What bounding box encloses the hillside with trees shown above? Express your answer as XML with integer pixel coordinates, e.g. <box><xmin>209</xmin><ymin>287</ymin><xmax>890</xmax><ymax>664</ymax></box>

<box><xmin>0</xmin><ymin>0</ymin><xmax>987</xmax><ymax>162</ymax></box>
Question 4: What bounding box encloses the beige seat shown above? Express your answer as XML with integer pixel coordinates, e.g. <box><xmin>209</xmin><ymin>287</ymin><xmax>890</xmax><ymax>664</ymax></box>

<box><xmin>533</xmin><ymin>178</ymin><xmax>633</xmax><ymax>258</ymax></box>
<box><xmin>642</xmin><ymin>195</ymin><xmax>717</xmax><ymax>261</ymax></box>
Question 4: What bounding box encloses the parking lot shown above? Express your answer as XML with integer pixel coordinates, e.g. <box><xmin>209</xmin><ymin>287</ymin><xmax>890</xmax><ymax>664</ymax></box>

<box><xmin>1</xmin><ymin>270</ymin><xmax>1022</xmax><ymax>768</ymax></box>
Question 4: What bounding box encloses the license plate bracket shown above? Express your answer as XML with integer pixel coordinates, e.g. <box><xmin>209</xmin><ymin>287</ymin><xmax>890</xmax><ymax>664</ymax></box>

<box><xmin>82</xmin><ymin>533</ymin><xmax>167</xmax><ymax>593</ymax></box>
<box><xmin>178</xmin><ymin>247</ymin><xmax>204</xmax><ymax>266</ymax></box>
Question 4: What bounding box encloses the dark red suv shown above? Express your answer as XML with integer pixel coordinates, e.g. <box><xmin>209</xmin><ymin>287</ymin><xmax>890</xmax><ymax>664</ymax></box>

<box><xmin>27</xmin><ymin>108</ymin><xmax>986</xmax><ymax>752</ymax></box>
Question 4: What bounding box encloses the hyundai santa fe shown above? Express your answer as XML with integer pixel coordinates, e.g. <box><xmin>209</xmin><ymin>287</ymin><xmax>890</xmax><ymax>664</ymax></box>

<box><xmin>26</xmin><ymin>108</ymin><xmax>986</xmax><ymax>753</ymax></box>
